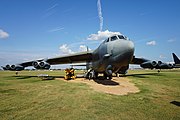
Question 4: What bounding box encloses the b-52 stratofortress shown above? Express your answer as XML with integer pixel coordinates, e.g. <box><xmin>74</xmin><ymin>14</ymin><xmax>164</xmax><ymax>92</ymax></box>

<box><xmin>1</xmin><ymin>34</ymin><xmax>176</xmax><ymax>79</ymax></box>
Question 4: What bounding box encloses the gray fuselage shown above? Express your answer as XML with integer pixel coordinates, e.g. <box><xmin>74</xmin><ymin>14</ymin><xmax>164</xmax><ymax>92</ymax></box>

<box><xmin>91</xmin><ymin>34</ymin><xmax>134</xmax><ymax>74</ymax></box>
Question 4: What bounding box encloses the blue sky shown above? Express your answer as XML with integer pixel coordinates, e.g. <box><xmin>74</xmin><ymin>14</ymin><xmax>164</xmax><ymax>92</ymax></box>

<box><xmin>0</xmin><ymin>0</ymin><xmax>180</xmax><ymax>68</ymax></box>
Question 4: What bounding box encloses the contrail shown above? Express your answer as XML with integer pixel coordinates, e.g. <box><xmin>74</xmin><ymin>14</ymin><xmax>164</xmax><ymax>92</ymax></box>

<box><xmin>97</xmin><ymin>0</ymin><xmax>103</xmax><ymax>31</ymax></box>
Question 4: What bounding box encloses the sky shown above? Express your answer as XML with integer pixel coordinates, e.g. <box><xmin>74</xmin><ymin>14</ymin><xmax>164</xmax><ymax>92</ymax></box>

<box><xmin>0</xmin><ymin>0</ymin><xmax>180</xmax><ymax>69</ymax></box>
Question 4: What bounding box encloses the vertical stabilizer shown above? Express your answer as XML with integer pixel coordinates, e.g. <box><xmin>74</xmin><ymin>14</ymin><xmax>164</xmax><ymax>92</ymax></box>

<box><xmin>172</xmin><ymin>53</ymin><xmax>180</xmax><ymax>64</ymax></box>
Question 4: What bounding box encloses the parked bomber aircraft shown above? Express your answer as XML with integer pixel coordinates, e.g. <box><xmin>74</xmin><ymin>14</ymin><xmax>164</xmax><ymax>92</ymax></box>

<box><xmin>1</xmin><ymin>34</ymin><xmax>175</xmax><ymax>79</ymax></box>
<box><xmin>172</xmin><ymin>53</ymin><xmax>180</xmax><ymax>68</ymax></box>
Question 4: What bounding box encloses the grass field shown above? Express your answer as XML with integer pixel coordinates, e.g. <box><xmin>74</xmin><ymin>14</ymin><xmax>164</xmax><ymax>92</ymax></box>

<box><xmin>0</xmin><ymin>69</ymin><xmax>179</xmax><ymax>120</ymax></box>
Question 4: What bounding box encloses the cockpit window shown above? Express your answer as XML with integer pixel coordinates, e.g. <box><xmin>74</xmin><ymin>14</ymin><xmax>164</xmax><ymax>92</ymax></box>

<box><xmin>106</xmin><ymin>38</ymin><xmax>109</xmax><ymax>42</ymax></box>
<box><xmin>111</xmin><ymin>36</ymin><xmax>118</xmax><ymax>41</ymax></box>
<box><xmin>118</xmin><ymin>35</ymin><xmax>125</xmax><ymax>39</ymax></box>
<box><xmin>103</xmin><ymin>38</ymin><xmax>109</xmax><ymax>43</ymax></box>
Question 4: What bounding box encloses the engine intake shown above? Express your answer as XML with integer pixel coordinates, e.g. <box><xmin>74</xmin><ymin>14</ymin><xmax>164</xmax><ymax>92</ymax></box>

<box><xmin>156</xmin><ymin>61</ymin><xmax>173</xmax><ymax>69</ymax></box>
<box><xmin>32</xmin><ymin>61</ymin><xmax>50</xmax><ymax>70</ymax></box>
<box><xmin>140</xmin><ymin>61</ymin><xmax>157</xmax><ymax>69</ymax></box>
<box><xmin>39</xmin><ymin>61</ymin><xmax>50</xmax><ymax>69</ymax></box>
<box><xmin>5</xmin><ymin>64</ymin><xmax>11</xmax><ymax>70</ymax></box>
<box><xmin>4</xmin><ymin>64</ymin><xmax>24</xmax><ymax>71</ymax></box>
<box><xmin>32</xmin><ymin>61</ymin><xmax>39</xmax><ymax>68</ymax></box>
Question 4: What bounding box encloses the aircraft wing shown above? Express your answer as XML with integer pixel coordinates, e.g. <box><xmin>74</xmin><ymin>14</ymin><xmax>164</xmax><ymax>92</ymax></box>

<box><xmin>130</xmin><ymin>56</ymin><xmax>149</xmax><ymax>64</ymax></box>
<box><xmin>130</xmin><ymin>56</ymin><xmax>157</xmax><ymax>68</ymax></box>
<box><xmin>19</xmin><ymin>61</ymin><xmax>40</xmax><ymax>67</ymax></box>
<box><xmin>46</xmin><ymin>51</ymin><xmax>93</xmax><ymax>65</ymax></box>
<box><xmin>130</xmin><ymin>56</ymin><xmax>173</xmax><ymax>69</ymax></box>
<box><xmin>2</xmin><ymin>51</ymin><xmax>93</xmax><ymax>71</ymax></box>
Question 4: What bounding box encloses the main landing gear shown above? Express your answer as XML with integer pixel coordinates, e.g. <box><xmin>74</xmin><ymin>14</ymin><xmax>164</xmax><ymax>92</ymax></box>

<box><xmin>85</xmin><ymin>69</ymin><xmax>112</xmax><ymax>80</ymax></box>
<box><xmin>85</xmin><ymin>69</ymin><xmax>98</xmax><ymax>80</ymax></box>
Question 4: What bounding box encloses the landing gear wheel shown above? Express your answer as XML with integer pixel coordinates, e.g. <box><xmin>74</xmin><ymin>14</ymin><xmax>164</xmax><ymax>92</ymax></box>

<box><xmin>107</xmin><ymin>75</ymin><xmax>112</xmax><ymax>80</ymax></box>
<box><xmin>103</xmin><ymin>73</ymin><xmax>112</xmax><ymax>80</ymax></box>
<box><xmin>88</xmin><ymin>72</ymin><xmax>92</xmax><ymax>80</ymax></box>
<box><xmin>94</xmin><ymin>72</ymin><xmax>98</xmax><ymax>79</ymax></box>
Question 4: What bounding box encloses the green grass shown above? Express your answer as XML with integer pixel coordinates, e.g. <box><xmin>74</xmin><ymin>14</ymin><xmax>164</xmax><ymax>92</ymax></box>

<box><xmin>0</xmin><ymin>69</ymin><xmax>179</xmax><ymax>120</ymax></box>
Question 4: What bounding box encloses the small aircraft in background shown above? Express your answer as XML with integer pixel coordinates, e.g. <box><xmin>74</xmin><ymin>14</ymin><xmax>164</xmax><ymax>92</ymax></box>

<box><xmin>172</xmin><ymin>53</ymin><xmax>180</xmax><ymax>68</ymax></box>
<box><xmin>1</xmin><ymin>34</ymin><xmax>177</xmax><ymax>79</ymax></box>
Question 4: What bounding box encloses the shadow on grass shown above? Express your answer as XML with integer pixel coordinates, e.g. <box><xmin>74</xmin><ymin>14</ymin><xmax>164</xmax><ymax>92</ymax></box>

<box><xmin>12</xmin><ymin>75</ymin><xmax>64</xmax><ymax>80</ymax></box>
<box><xmin>0</xmin><ymin>88</ymin><xmax>17</xmax><ymax>94</ymax></box>
<box><xmin>92</xmin><ymin>76</ymin><xmax>119</xmax><ymax>86</ymax></box>
<box><xmin>170</xmin><ymin>101</ymin><xmax>180</xmax><ymax>107</ymax></box>
<box><xmin>125</xmin><ymin>73</ymin><xmax>164</xmax><ymax>78</ymax></box>
<box><xmin>11</xmin><ymin>74</ymin><xmax>134</xmax><ymax>86</ymax></box>
<box><xmin>12</xmin><ymin>76</ymin><xmax>37</xmax><ymax>79</ymax></box>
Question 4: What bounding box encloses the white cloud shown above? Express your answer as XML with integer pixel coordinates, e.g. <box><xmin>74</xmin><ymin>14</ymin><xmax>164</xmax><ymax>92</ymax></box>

<box><xmin>43</xmin><ymin>3</ymin><xmax>58</xmax><ymax>18</ymax></box>
<box><xmin>0</xmin><ymin>51</ymin><xmax>50</xmax><ymax>65</ymax></box>
<box><xmin>87</xmin><ymin>30</ymin><xmax>121</xmax><ymax>41</ymax></box>
<box><xmin>46</xmin><ymin>4</ymin><xmax>58</xmax><ymax>12</ymax></box>
<box><xmin>48</xmin><ymin>27</ymin><xmax>64</xmax><ymax>32</ymax></box>
<box><xmin>59</xmin><ymin>44</ymin><xmax>92</xmax><ymax>55</ymax></box>
<box><xmin>79</xmin><ymin>45</ymin><xmax>87</xmax><ymax>52</ymax></box>
<box><xmin>167</xmin><ymin>39</ymin><xmax>176</xmax><ymax>43</ymax></box>
<box><xmin>159</xmin><ymin>55</ymin><xmax>166</xmax><ymax>59</ymax></box>
<box><xmin>59</xmin><ymin>44</ymin><xmax>74</xmax><ymax>54</ymax></box>
<box><xmin>0</xmin><ymin>29</ymin><xmax>9</xmax><ymax>39</ymax></box>
<box><xmin>146</xmin><ymin>40</ymin><xmax>156</xmax><ymax>46</ymax></box>
<box><xmin>79</xmin><ymin>45</ymin><xmax>92</xmax><ymax>52</ymax></box>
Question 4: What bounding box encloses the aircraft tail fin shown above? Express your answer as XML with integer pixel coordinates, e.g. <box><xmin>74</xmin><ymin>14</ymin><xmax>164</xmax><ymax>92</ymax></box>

<box><xmin>172</xmin><ymin>53</ymin><xmax>180</xmax><ymax>64</ymax></box>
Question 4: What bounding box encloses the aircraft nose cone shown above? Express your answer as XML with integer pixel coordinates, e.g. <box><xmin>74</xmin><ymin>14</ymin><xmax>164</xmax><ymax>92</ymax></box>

<box><xmin>113</xmin><ymin>40</ymin><xmax>135</xmax><ymax>67</ymax></box>
<box><xmin>128</xmin><ymin>41</ymin><xmax>135</xmax><ymax>53</ymax></box>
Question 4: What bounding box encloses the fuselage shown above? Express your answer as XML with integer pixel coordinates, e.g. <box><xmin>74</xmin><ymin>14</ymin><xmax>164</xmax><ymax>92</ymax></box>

<box><xmin>91</xmin><ymin>34</ymin><xmax>134</xmax><ymax>74</ymax></box>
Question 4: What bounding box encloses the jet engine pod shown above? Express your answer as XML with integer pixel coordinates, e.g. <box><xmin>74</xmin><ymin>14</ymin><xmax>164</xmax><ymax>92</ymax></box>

<box><xmin>151</xmin><ymin>61</ymin><xmax>157</xmax><ymax>67</ymax></box>
<box><xmin>32</xmin><ymin>61</ymin><xmax>40</xmax><ymax>69</ymax></box>
<box><xmin>168</xmin><ymin>63</ymin><xmax>173</xmax><ymax>68</ymax></box>
<box><xmin>11</xmin><ymin>65</ymin><xmax>16</xmax><ymax>70</ymax></box>
<box><xmin>164</xmin><ymin>63</ymin><xmax>173</xmax><ymax>69</ymax></box>
<box><xmin>158</xmin><ymin>61</ymin><xmax>162</xmax><ymax>65</ymax></box>
<box><xmin>39</xmin><ymin>61</ymin><xmax>50</xmax><ymax>69</ymax></box>
<box><xmin>11</xmin><ymin>65</ymin><xmax>24</xmax><ymax>71</ymax></box>
<box><xmin>5</xmin><ymin>64</ymin><xmax>11</xmax><ymax>70</ymax></box>
<box><xmin>32</xmin><ymin>61</ymin><xmax>50</xmax><ymax>70</ymax></box>
<box><xmin>140</xmin><ymin>61</ymin><xmax>157</xmax><ymax>69</ymax></box>
<box><xmin>39</xmin><ymin>61</ymin><xmax>46</xmax><ymax>67</ymax></box>
<box><xmin>157</xmin><ymin>61</ymin><xmax>173</xmax><ymax>69</ymax></box>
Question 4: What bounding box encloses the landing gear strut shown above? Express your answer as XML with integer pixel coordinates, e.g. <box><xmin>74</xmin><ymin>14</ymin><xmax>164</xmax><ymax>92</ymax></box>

<box><xmin>85</xmin><ymin>69</ymin><xmax>98</xmax><ymax>80</ymax></box>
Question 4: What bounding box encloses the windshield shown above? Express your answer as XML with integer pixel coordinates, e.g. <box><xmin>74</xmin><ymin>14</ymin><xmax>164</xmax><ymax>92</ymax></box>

<box><xmin>118</xmin><ymin>35</ymin><xmax>125</xmax><ymax>39</ymax></box>
<box><xmin>111</xmin><ymin>36</ymin><xmax>118</xmax><ymax>41</ymax></box>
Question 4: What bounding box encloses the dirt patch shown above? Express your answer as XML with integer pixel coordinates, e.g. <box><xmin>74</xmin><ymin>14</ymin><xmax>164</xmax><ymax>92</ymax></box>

<box><xmin>57</xmin><ymin>77</ymin><xmax>140</xmax><ymax>95</ymax></box>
